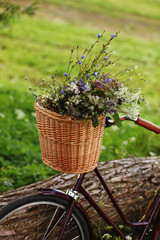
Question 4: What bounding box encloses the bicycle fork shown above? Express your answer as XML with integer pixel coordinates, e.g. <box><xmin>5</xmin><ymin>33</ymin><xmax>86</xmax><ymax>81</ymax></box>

<box><xmin>57</xmin><ymin>174</ymin><xmax>85</xmax><ymax>240</ymax></box>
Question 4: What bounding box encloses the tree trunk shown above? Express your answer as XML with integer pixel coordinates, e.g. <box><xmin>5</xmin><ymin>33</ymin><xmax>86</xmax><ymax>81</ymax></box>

<box><xmin>0</xmin><ymin>156</ymin><xmax>159</xmax><ymax>227</ymax></box>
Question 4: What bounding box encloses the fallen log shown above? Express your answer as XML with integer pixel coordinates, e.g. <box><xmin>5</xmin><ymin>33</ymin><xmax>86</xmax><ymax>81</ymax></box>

<box><xmin>0</xmin><ymin>156</ymin><xmax>159</xmax><ymax>227</ymax></box>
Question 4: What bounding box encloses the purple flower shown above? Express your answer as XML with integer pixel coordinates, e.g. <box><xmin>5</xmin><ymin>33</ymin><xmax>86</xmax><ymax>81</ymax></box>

<box><xmin>94</xmin><ymin>72</ymin><xmax>98</xmax><ymax>77</ymax></box>
<box><xmin>61</xmin><ymin>89</ymin><xmax>65</xmax><ymax>95</ymax></box>
<box><xmin>109</xmin><ymin>111</ymin><xmax>114</xmax><ymax>115</ymax></box>
<box><xmin>78</xmin><ymin>60</ymin><xmax>82</xmax><ymax>65</ymax></box>
<box><xmin>86</xmin><ymin>74</ymin><xmax>89</xmax><ymax>78</ymax></box>
<box><xmin>81</xmin><ymin>85</ymin><xmax>86</xmax><ymax>91</ymax></box>
<box><xmin>96</xmin><ymin>80</ymin><xmax>103</xmax><ymax>88</ymax></box>
<box><xmin>80</xmin><ymin>79</ymin><xmax>86</xmax><ymax>91</ymax></box>
<box><xmin>64</xmin><ymin>72</ymin><xmax>69</xmax><ymax>76</ymax></box>
<box><xmin>81</xmin><ymin>55</ymin><xmax>85</xmax><ymax>59</ymax></box>
<box><xmin>51</xmin><ymin>75</ymin><xmax>54</xmax><ymax>79</ymax></box>
<box><xmin>111</xmin><ymin>34</ymin><xmax>116</xmax><ymax>39</ymax></box>
<box><xmin>97</xmin><ymin>33</ymin><xmax>102</xmax><ymax>38</ymax></box>
<box><xmin>103</xmin><ymin>78</ymin><xmax>112</xmax><ymax>83</ymax></box>
<box><xmin>104</xmin><ymin>56</ymin><xmax>108</xmax><ymax>60</ymax></box>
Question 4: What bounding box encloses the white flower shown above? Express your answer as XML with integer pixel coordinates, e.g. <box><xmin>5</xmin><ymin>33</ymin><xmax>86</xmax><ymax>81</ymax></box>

<box><xmin>115</xmin><ymin>85</ymin><xmax>141</xmax><ymax>105</ymax></box>
<box><xmin>68</xmin><ymin>82</ymin><xmax>80</xmax><ymax>94</ymax></box>
<box><xmin>115</xmin><ymin>86</ymin><xmax>128</xmax><ymax>97</ymax></box>
<box><xmin>9</xmin><ymin>95</ymin><xmax>14</xmax><ymax>100</ymax></box>
<box><xmin>0</xmin><ymin>113</ymin><xmax>5</xmax><ymax>118</ymax></box>
<box><xmin>90</xmin><ymin>106</ymin><xmax>94</xmax><ymax>111</ymax></box>
<box><xmin>102</xmin><ymin>233</ymin><xmax>112</xmax><ymax>239</ymax></box>
<box><xmin>85</xmin><ymin>82</ymin><xmax>91</xmax><ymax>91</ymax></box>
<box><xmin>127</xmin><ymin>105</ymin><xmax>140</xmax><ymax>119</ymax></box>
<box><xmin>101</xmin><ymin>145</ymin><xmax>106</xmax><ymax>150</ymax></box>
<box><xmin>114</xmin><ymin>85</ymin><xmax>141</xmax><ymax>119</ymax></box>
<box><xmin>149</xmin><ymin>151</ymin><xmax>156</xmax><ymax>156</ymax></box>
<box><xmin>15</xmin><ymin>109</ymin><xmax>26</xmax><ymax>120</ymax></box>
<box><xmin>31</xmin><ymin>112</ymin><xmax>36</xmax><ymax>117</ymax></box>
<box><xmin>70</xmin><ymin>95</ymin><xmax>81</xmax><ymax>105</ymax></box>
<box><xmin>88</xmin><ymin>95</ymin><xmax>99</xmax><ymax>105</ymax></box>
<box><xmin>130</xmin><ymin>136</ymin><xmax>136</xmax><ymax>142</ymax></box>
<box><xmin>126</xmin><ymin>236</ymin><xmax>132</xmax><ymax>240</ymax></box>
<box><xmin>123</xmin><ymin>140</ymin><xmax>128</xmax><ymax>145</ymax></box>
<box><xmin>118</xmin><ymin>225</ymin><xmax>124</xmax><ymax>229</ymax></box>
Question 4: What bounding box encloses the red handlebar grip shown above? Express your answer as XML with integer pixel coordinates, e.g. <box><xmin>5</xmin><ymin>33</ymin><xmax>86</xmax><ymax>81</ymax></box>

<box><xmin>135</xmin><ymin>118</ymin><xmax>160</xmax><ymax>134</ymax></box>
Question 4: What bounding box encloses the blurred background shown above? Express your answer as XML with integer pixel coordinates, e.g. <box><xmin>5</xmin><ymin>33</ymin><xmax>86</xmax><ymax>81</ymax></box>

<box><xmin>0</xmin><ymin>0</ymin><xmax>160</xmax><ymax>192</ymax></box>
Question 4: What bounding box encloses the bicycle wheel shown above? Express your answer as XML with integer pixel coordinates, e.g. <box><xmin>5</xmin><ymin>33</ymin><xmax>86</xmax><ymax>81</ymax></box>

<box><xmin>0</xmin><ymin>193</ymin><xmax>91</xmax><ymax>240</ymax></box>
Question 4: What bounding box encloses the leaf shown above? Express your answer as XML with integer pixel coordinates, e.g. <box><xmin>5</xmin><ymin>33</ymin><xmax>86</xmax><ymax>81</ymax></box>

<box><xmin>92</xmin><ymin>115</ymin><xmax>99</xmax><ymax>128</ymax></box>
<box><xmin>113</xmin><ymin>113</ymin><xmax>121</xmax><ymax>128</ymax></box>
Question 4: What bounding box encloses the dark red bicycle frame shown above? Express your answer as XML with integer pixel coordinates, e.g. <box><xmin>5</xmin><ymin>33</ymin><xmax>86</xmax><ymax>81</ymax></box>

<box><xmin>41</xmin><ymin>117</ymin><xmax>160</xmax><ymax>240</ymax></box>
<box><xmin>41</xmin><ymin>167</ymin><xmax>160</xmax><ymax>240</ymax></box>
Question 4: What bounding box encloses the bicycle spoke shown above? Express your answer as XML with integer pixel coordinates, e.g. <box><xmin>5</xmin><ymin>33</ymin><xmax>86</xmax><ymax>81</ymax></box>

<box><xmin>51</xmin><ymin>218</ymin><xmax>81</xmax><ymax>240</ymax></box>
<box><xmin>42</xmin><ymin>206</ymin><xmax>60</xmax><ymax>239</ymax></box>
<box><xmin>0</xmin><ymin>195</ymin><xmax>90</xmax><ymax>240</ymax></box>
<box><xmin>42</xmin><ymin>208</ymin><xmax>82</xmax><ymax>240</ymax></box>
<box><xmin>43</xmin><ymin>207</ymin><xmax>66</xmax><ymax>240</ymax></box>
<box><xmin>0</xmin><ymin>227</ymin><xmax>15</xmax><ymax>240</ymax></box>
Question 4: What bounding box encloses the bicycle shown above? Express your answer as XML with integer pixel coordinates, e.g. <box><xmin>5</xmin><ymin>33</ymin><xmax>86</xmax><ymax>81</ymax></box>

<box><xmin>0</xmin><ymin>116</ymin><xmax>159</xmax><ymax>240</ymax></box>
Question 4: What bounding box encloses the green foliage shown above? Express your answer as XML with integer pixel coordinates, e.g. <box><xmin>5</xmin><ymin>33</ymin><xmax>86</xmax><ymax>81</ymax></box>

<box><xmin>100</xmin><ymin>120</ymin><xmax>160</xmax><ymax>162</ymax></box>
<box><xmin>93</xmin><ymin>223</ymin><xmax>133</xmax><ymax>240</ymax></box>
<box><xmin>112</xmin><ymin>113</ymin><xmax>121</xmax><ymax>128</ymax></box>
<box><xmin>0</xmin><ymin>88</ymin><xmax>56</xmax><ymax>192</ymax></box>
<box><xmin>95</xmin><ymin>224</ymin><xmax>152</xmax><ymax>239</ymax></box>
<box><xmin>0</xmin><ymin>1</ymin><xmax>37</xmax><ymax>26</ymax></box>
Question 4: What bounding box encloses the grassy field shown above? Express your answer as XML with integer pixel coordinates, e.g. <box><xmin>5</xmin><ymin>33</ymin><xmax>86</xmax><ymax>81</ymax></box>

<box><xmin>0</xmin><ymin>0</ymin><xmax>160</xmax><ymax>193</ymax></box>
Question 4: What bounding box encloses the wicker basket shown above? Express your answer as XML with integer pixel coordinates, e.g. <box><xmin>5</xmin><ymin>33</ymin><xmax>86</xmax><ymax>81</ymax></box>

<box><xmin>34</xmin><ymin>102</ymin><xmax>105</xmax><ymax>174</ymax></box>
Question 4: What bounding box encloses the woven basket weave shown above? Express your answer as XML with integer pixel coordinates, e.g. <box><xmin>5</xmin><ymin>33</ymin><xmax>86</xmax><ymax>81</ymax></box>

<box><xmin>35</xmin><ymin>102</ymin><xmax>105</xmax><ymax>174</ymax></box>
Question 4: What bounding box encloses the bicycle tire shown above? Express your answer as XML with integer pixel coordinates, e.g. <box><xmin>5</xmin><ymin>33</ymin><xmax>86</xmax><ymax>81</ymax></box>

<box><xmin>0</xmin><ymin>193</ymin><xmax>91</xmax><ymax>240</ymax></box>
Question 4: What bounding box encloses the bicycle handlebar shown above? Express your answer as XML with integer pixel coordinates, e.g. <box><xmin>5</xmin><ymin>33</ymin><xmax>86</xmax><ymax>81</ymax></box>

<box><xmin>105</xmin><ymin>116</ymin><xmax>160</xmax><ymax>134</ymax></box>
<box><xmin>135</xmin><ymin>117</ymin><xmax>160</xmax><ymax>134</ymax></box>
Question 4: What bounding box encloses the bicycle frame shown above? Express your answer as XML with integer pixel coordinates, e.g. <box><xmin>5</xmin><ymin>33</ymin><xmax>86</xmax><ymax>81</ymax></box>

<box><xmin>39</xmin><ymin>116</ymin><xmax>160</xmax><ymax>240</ymax></box>
<box><xmin>41</xmin><ymin>167</ymin><xmax>160</xmax><ymax>240</ymax></box>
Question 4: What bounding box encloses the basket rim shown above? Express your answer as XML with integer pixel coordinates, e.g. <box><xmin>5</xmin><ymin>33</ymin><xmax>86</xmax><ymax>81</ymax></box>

<box><xmin>34</xmin><ymin>101</ymin><xmax>106</xmax><ymax>124</ymax></box>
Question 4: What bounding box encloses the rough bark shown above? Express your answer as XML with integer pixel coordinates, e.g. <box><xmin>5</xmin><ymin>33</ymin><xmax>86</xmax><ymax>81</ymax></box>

<box><xmin>0</xmin><ymin>156</ymin><xmax>159</xmax><ymax>226</ymax></box>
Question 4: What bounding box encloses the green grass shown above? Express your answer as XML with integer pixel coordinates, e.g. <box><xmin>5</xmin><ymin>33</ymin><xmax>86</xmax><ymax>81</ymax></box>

<box><xmin>0</xmin><ymin>87</ymin><xmax>57</xmax><ymax>192</ymax></box>
<box><xmin>44</xmin><ymin>0</ymin><xmax>160</xmax><ymax>19</ymax></box>
<box><xmin>0</xmin><ymin>16</ymin><xmax>160</xmax><ymax>101</ymax></box>
<box><xmin>0</xmin><ymin>0</ymin><xmax>160</xmax><ymax>192</ymax></box>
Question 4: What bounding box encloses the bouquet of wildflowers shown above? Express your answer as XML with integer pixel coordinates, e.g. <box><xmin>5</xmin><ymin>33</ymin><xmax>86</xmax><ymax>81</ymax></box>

<box><xmin>28</xmin><ymin>32</ymin><xmax>143</xmax><ymax>128</ymax></box>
